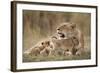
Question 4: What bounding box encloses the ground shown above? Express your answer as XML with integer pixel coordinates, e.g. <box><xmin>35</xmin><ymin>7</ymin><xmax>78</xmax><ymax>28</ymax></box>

<box><xmin>23</xmin><ymin>37</ymin><xmax>91</xmax><ymax>62</ymax></box>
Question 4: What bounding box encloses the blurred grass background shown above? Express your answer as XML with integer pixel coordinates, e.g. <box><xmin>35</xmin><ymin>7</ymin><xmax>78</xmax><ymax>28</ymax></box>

<box><xmin>23</xmin><ymin>10</ymin><xmax>91</xmax><ymax>62</ymax></box>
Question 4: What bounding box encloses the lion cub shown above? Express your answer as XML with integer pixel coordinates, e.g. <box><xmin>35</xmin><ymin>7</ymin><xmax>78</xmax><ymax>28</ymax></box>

<box><xmin>24</xmin><ymin>40</ymin><xmax>53</xmax><ymax>56</ymax></box>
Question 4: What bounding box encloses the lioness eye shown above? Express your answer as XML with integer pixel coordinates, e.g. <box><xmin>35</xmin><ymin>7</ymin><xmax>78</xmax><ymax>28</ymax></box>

<box><xmin>57</xmin><ymin>29</ymin><xmax>60</xmax><ymax>30</ymax></box>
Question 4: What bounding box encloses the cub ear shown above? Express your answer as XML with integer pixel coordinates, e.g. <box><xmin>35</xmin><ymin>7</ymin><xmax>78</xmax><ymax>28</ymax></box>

<box><xmin>70</xmin><ymin>23</ymin><xmax>76</xmax><ymax>29</ymax></box>
<box><xmin>47</xmin><ymin>41</ymin><xmax>50</xmax><ymax>45</ymax></box>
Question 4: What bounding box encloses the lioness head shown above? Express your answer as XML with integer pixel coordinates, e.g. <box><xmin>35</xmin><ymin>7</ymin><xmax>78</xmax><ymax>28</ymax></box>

<box><xmin>57</xmin><ymin>22</ymin><xmax>76</xmax><ymax>39</ymax></box>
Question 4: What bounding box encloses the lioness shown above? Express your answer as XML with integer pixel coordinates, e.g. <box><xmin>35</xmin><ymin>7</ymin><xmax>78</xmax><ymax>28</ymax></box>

<box><xmin>56</xmin><ymin>22</ymin><xmax>84</xmax><ymax>55</ymax></box>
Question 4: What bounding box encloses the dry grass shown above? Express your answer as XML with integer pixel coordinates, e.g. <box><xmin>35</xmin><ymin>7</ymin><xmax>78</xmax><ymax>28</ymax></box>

<box><xmin>23</xmin><ymin>50</ymin><xmax>91</xmax><ymax>62</ymax></box>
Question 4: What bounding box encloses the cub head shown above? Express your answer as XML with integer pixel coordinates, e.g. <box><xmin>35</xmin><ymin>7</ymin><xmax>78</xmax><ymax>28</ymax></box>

<box><xmin>56</xmin><ymin>22</ymin><xmax>76</xmax><ymax>39</ymax></box>
<box><xmin>41</xmin><ymin>41</ymin><xmax>50</xmax><ymax>47</ymax></box>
